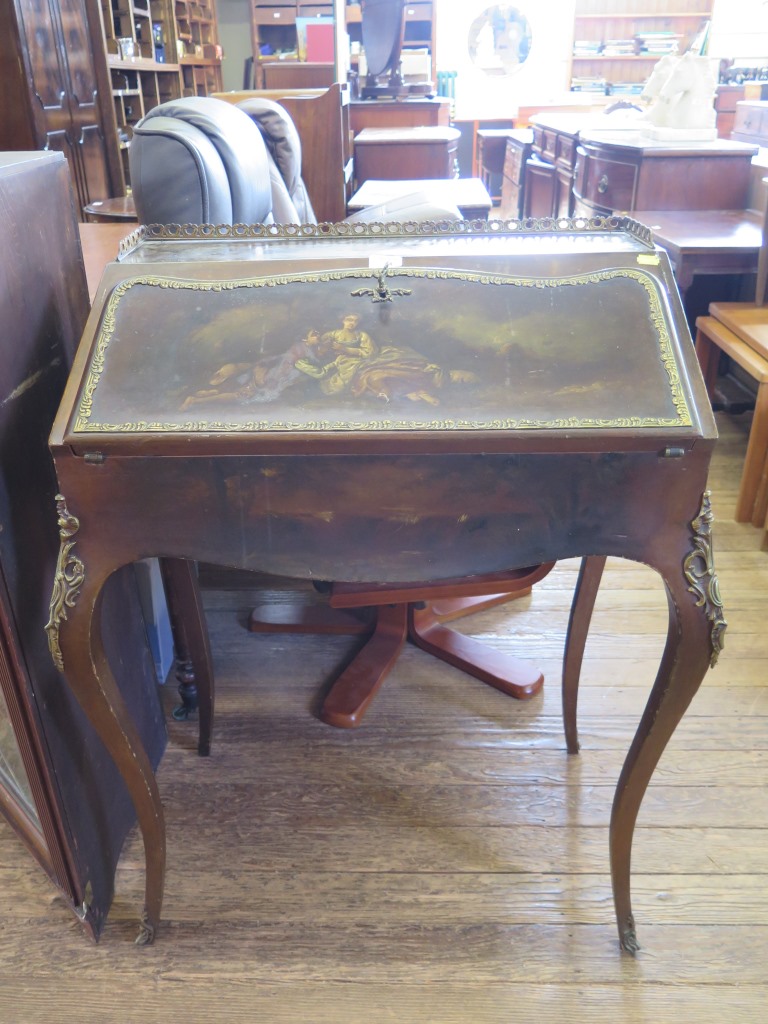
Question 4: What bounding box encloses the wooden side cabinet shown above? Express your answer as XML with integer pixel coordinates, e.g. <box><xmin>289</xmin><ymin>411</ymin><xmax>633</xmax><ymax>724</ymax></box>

<box><xmin>251</xmin><ymin>1</ymin><xmax>337</xmax><ymax>88</ymax></box>
<box><xmin>354</xmin><ymin>126</ymin><xmax>460</xmax><ymax>186</ymax></box>
<box><xmin>0</xmin><ymin>0</ymin><xmax>124</xmax><ymax>213</ymax></box>
<box><xmin>0</xmin><ymin>152</ymin><xmax>166</xmax><ymax>939</ymax></box>
<box><xmin>0</xmin><ymin>0</ymin><xmax>225</xmax><ymax>208</ymax></box>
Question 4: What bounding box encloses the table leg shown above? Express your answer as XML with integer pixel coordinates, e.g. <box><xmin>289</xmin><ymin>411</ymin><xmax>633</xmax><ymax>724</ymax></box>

<box><xmin>160</xmin><ymin>558</ymin><xmax>215</xmax><ymax>756</ymax></box>
<box><xmin>610</xmin><ymin>493</ymin><xmax>726</xmax><ymax>954</ymax></box>
<box><xmin>46</xmin><ymin>496</ymin><xmax>166</xmax><ymax>945</ymax></box>
<box><xmin>562</xmin><ymin>555</ymin><xmax>607</xmax><ymax>754</ymax></box>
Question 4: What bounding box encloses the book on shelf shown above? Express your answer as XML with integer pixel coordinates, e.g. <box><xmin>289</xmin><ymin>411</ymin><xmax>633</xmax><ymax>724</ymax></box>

<box><xmin>573</xmin><ymin>40</ymin><xmax>602</xmax><ymax>56</ymax></box>
<box><xmin>601</xmin><ymin>39</ymin><xmax>638</xmax><ymax>56</ymax></box>
<box><xmin>635</xmin><ymin>32</ymin><xmax>682</xmax><ymax>56</ymax></box>
<box><xmin>689</xmin><ymin>20</ymin><xmax>711</xmax><ymax>56</ymax></box>
<box><xmin>608</xmin><ymin>82</ymin><xmax>644</xmax><ymax>96</ymax></box>
<box><xmin>570</xmin><ymin>76</ymin><xmax>608</xmax><ymax>93</ymax></box>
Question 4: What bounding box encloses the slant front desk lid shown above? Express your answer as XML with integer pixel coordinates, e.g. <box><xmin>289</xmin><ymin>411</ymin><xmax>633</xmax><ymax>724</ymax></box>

<box><xmin>61</xmin><ymin>220</ymin><xmax>715</xmax><ymax>453</ymax></box>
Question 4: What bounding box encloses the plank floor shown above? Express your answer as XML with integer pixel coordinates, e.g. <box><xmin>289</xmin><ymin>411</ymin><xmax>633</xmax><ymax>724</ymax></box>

<box><xmin>0</xmin><ymin>411</ymin><xmax>766</xmax><ymax>1023</ymax></box>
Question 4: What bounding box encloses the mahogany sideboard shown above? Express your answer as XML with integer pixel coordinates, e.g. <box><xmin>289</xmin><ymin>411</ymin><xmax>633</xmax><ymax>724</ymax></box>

<box><xmin>573</xmin><ymin>131</ymin><xmax>758</xmax><ymax>216</ymax></box>
<box><xmin>526</xmin><ymin>113</ymin><xmax>625</xmax><ymax>218</ymax></box>
<box><xmin>48</xmin><ymin>219</ymin><xmax>725</xmax><ymax>952</ymax></box>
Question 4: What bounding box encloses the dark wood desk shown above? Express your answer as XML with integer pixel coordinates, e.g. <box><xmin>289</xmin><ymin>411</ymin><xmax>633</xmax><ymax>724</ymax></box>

<box><xmin>48</xmin><ymin>220</ymin><xmax>724</xmax><ymax>951</ymax></box>
<box><xmin>633</xmin><ymin>209</ymin><xmax>763</xmax><ymax>298</ymax></box>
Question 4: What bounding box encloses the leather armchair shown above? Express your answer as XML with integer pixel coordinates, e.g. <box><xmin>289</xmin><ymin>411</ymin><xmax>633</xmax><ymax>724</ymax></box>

<box><xmin>129</xmin><ymin>97</ymin><xmax>274</xmax><ymax>225</ymax></box>
<box><xmin>236</xmin><ymin>97</ymin><xmax>316</xmax><ymax>224</ymax></box>
<box><xmin>130</xmin><ymin>96</ymin><xmax>461</xmax><ymax>226</ymax></box>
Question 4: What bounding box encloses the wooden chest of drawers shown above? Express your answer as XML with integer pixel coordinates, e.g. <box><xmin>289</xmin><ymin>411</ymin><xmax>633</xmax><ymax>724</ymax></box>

<box><xmin>529</xmin><ymin>115</ymin><xmax>592</xmax><ymax>218</ymax></box>
<box><xmin>573</xmin><ymin>131</ymin><xmax>758</xmax><ymax>216</ymax></box>
<box><xmin>731</xmin><ymin>100</ymin><xmax>768</xmax><ymax>146</ymax></box>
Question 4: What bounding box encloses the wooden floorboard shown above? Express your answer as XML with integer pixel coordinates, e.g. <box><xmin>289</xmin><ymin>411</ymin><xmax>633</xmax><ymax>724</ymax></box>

<box><xmin>0</xmin><ymin>411</ymin><xmax>766</xmax><ymax>1022</ymax></box>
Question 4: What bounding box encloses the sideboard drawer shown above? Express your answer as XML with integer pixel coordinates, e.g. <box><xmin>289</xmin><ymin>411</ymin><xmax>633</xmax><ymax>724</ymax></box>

<box><xmin>732</xmin><ymin>100</ymin><xmax>768</xmax><ymax>145</ymax></box>
<box><xmin>556</xmin><ymin>134</ymin><xmax>576</xmax><ymax>169</ymax></box>
<box><xmin>733</xmin><ymin>101</ymin><xmax>767</xmax><ymax>137</ymax></box>
<box><xmin>523</xmin><ymin>154</ymin><xmax>556</xmax><ymax>218</ymax></box>
<box><xmin>503</xmin><ymin>145</ymin><xmax>521</xmax><ymax>183</ymax></box>
<box><xmin>576</xmin><ymin>149</ymin><xmax>637</xmax><ymax>211</ymax></box>
<box><xmin>503</xmin><ymin>138</ymin><xmax>528</xmax><ymax>184</ymax></box>
<box><xmin>542</xmin><ymin>128</ymin><xmax>558</xmax><ymax>163</ymax></box>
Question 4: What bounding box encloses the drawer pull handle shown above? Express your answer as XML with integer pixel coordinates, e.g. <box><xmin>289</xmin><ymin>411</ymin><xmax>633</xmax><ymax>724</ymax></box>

<box><xmin>597</xmin><ymin>175</ymin><xmax>609</xmax><ymax>194</ymax></box>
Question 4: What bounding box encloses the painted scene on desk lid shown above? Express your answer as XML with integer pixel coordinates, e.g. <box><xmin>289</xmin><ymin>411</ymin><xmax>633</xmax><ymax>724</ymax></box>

<box><xmin>74</xmin><ymin>265</ymin><xmax>690</xmax><ymax>433</ymax></box>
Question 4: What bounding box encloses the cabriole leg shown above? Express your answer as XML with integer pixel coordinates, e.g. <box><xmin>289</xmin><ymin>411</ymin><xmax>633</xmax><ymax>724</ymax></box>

<box><xmin>46</xmin><ymin>495</ymin><xmax>166</xmax><ymax>944</ymax></box>
<box><xmin>610</xmin><ymin>493</ymin><xmax>726</xmax><ymax>954</ymax></box>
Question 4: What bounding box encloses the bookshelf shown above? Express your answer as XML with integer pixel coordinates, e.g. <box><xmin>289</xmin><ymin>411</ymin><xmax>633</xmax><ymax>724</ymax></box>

<box><xmin>570</xmin><ymin>0</ymin><xmax>714</xmax><ymax>96</ymax></box>
<box><xmin>101</xmin><ymin>0</ymin><xmax>223</xmax><ymax>185</ymax></box>
<box><xmin>250</xmin><ymin>2</ymin><xmax>338</xmax><ymax>88</ymax></box>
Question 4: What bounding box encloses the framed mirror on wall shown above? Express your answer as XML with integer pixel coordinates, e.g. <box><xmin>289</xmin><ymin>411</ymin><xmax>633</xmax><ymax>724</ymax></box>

<box><xmin>468</xmin><ymin>5</ymin><xmax>532</xmax><ymax>77</ymax></box>
<box><xmin>436</xmin><ymin>0</ymin><xmax>576</xmax><ymax>119</ymax></box>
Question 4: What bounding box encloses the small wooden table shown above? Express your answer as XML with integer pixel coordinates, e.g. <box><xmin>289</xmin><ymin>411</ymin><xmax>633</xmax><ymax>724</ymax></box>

<box><xmin>348</xmin><ymin>177</ymin><xmax>492</xmax><ymax>220</ymax></box>
<box><xmin>82</xmin><ymin>195</ymin><xmax>138</xmax><ymax>223</ymax></box>
<box><xmin>633</xmin><ymin>208</ymin><xmax>763</xmax><ymax>300</ymax></box>
<box><xmin>48</xmin><ymin>220</ymin><xmax>725</xmax><ymax>952</ymax></box>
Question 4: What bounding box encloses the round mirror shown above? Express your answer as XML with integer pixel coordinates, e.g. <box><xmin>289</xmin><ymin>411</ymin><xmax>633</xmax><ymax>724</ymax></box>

<box><xmin>468</xmin><ymin>5</ymin><xmax>532</xmax><ymax>76</ymax></box>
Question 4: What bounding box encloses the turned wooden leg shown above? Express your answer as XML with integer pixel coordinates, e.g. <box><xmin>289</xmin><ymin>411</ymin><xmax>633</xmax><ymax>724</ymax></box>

<box><xmin>160</xmin><ymin>558</ymin><xmax>215</xmax><ymax>756</ymax></box>
<box><xmin>562</xmin><ymin>555</ymin><xmax>607</xmax><ymax>754</ymax></box>
<box><xmin>610</xmin><ymin>496</ymin><xmax>726</xmax><ymax>954</ymax></box>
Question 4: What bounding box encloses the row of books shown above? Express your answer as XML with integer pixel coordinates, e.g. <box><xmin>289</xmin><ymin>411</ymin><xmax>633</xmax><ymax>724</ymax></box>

<box><xmin>573</xmin><ymin>32</ymin><xmax>681</xmax><ymax>58</ymax></box>
<box><xmin>570</xmin><ymin>77</ymin><xmax>644</xmax><ymax>95</ymax></box>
